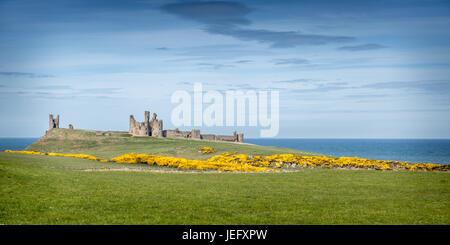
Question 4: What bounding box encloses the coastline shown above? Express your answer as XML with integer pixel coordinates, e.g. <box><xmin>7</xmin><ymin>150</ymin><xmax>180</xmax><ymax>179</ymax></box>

<box><xmin>2</xmin><ymin>137</ymin><xmax>450</xmax><ymax>165</ymax></box>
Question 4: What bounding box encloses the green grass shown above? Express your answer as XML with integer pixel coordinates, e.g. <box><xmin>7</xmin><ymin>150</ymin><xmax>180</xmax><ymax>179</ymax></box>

<box><xmin>1</xmin><ymin>151</ymin><xmax>449</xmax><ymax>225</ymax></box>
<box><xmin>2</xmin><ymin>129</ymin><xmax>449</xmax><ymax>224</ymax></box>
<box><xmin>26</xmin><ymin>128</ymin><xmax>320</xmax><ymax>160</ymax></box>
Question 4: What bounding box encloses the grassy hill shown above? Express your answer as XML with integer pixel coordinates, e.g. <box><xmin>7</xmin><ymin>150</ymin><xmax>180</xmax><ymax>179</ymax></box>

<box><xmin>0</xmin><ymin>128</ymin><xmax>449</xmax><ymax>225</ymax></box>
<box><xmin>26</xmin><ymin>128</ymin><xmax>320</xmax><ymax>160</ymax></box>
<box><xmin>1</xmin><ymin>151</ymin><xmax>449</xmax><ymax>225</ymax></box>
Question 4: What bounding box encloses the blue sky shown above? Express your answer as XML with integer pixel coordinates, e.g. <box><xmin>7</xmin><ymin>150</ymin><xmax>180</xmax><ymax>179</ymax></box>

<box><xmin>0</xmin><ymin>0</ymin><xmax>449</xmax><ymax>138</ymax></box>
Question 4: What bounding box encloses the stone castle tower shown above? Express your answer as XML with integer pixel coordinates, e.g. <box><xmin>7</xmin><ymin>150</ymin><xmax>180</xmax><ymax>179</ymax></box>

<box><xmin>129</xmin><ymin>111</ymin><xmax>150</xmax><ymax>136</ymax></box>
<box><xmin>129</xmin><ymin>110</ymin><xmax>243</xmax><ymax>142</ymax></box>
<box><xmin>150</xmin><ymin>113</ymin><xmax>163</xmax><ymax>137</ymax></box>
<box><xmin>129</xmin><ymin>111</ymin><xmax>164</xmax><ymax>137</ymax></box>
<box><xmin>49</xmin><ymin>114</ymin><xmax>59</xmax><ymax>130</ymax></box>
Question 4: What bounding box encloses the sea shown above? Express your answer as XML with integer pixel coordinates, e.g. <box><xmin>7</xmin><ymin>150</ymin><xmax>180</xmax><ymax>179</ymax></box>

<box><xmin>246</xmin><ymin>138</ymin><xmax>450</xmax><ymax>165</ymax></box>
<box><xmin>1</xmin><ymin>137</ymin><xmax>449</xmax><ymax>165</ymax></box>
<box><xmin>0</xmin><ymin>138</ymin><xmax>40</xmax><ymax>152</ymax></box>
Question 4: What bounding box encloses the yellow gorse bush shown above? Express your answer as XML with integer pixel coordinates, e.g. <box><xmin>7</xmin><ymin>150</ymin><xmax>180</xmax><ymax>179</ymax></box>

<box><xmin>4</xmin><ymin>150</ymin><xmax>449</xmax><ymax>172</ymax></box>
<box><xmin>106</xmin><ymin>152</ymin><xmax>450</xmax><ymax>172</ymax></box>
<box><xmin>110</xmin><ymin>153</ymin><xmax>274</xmax><ymax>172</ymax></box>
<box><xmin>4</xmin><ymin>150</ymin><xmax>46</xmax><ymax>155</ymax></box>
<box><xmin>4</xmin><ymin>150</ymin><xmax>107</xmax><ymax>162</ymax></box>
<box><xmin>198</xmin><ymin>147</ymin><xmax>216</xmax><ymax>154</ymax></box>
<box><xmin>216</xmin><ymin>153</ymin><xmax>448</xmax><ymax>171</ymax></box>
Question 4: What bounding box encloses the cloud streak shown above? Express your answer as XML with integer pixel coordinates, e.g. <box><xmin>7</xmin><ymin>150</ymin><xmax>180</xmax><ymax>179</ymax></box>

<box><xmin>196</xmin><ymin>62</ymin><xmax>235</xmax><ymax>70</ymax></box>
<box><xmin>206</xmin><ymin>26</ymin><xmax>355</xmax><ymax>48</ymax></box>
<box><xmin>338</xmin><ymin>43</ymin><xmax>386</xmax><ymax>51</ymax></box>
<box><xmin>161</xmin><ymin>1</ymin><xmax>251</xmax><ymax>25</ymax></box>
<box><xmin>0</xmin><ymin>72</ymin><xmax>54</xmax><ymax>78</ymax></box>
<box><xmin>161</xmin><ymin>1</ymin><xmax>355</xmax><ymax>48</ymax></box>
<box><xmin>273</xmin><ymin>78</ymin><xmax>320</xmax><ymax>84</ymax></box>
<box><xmin>362</xmin><ymin>80</ymin><xmax>450</xmax><ymax>93</ymax></box>
<box><xmin>273</xmin><ymin>58</ymin><xmax>310</xmax><ymax>65</ymax></box>
<box><xmin>290</xmin><ymin>82</ymin><xmax>352</xmax><ymax>93</ymax></box>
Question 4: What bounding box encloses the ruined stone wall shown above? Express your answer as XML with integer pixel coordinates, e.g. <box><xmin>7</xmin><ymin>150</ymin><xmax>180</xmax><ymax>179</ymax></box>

<box><xmin>46</xmin><ymin>110</ymin><xmax>244</xmax><ymax>142</ymax></box>
<box><xmin>237</xmin><ymin>133</ymin><xmax>244</xmax><ymax>143</ymax></box>
<box><xmin>49</xmin><ymin>114</ymin><xmax>59</xmax><ymax>130</ymax></box>
<box><xmin>200</xmin><ymin>134</ymin><xmax>216</xmax><ymax>141</ymax></box>
<box><xmin>215</xmin><ymin>135</ymin><xmax>236</xmax><ymax>142</ymax></box>
<box><xmin>161</xmin><ymin>124</ymin><xmax>243</xmax><ymax>143</ymax></box>
<box><xmin>191</xmin><ymin>129</ymin><xmax>201</xmax><ymax>139</ymax></box>
<box><xmin>163</xmin><ymin>129</ymin><xmax>243</xmax><ymax>142</ymax></box>
<box><xmin>200</xmin><ymin>130</ymin><xmax>243</xmax><ymax>142</ymax></box>
<box><xmin>164</xmin><ymin>129</ymin><xmax>191</xmax><ymax>138</ymax></box>
<box><xmin>129</xmin><ymin>111</ymin><xmax>150</xmax><ymax>136</ymax></box>
<box><xmin>150</xmin><ymin>113</ymin><xmax>163</xmax><ymax>137</ymax></box>
<box><xmin>126</xmin><ymin>110</ymin><xmax>245</xmax><ymax>142</ymax></box>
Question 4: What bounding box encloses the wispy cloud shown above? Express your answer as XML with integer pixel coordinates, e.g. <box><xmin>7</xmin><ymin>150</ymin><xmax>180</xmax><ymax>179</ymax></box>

<box><xmin>0</xmin><ymin>86</ymin><xmax>124</xmax><ymax>100</ymax></box>
<box><xmin>169</xmin><ymin>44</ymin><xmax>271</xmax><ymax>61</ymax></box>
<box><xmin>362</xmin><ymin>80</ymin><xmax>450</xmax><ymax>93</ymax></box>
<box><xmin>235</xmin><ymin>59</ymin><xmax>252</xmax><ymax>63</ymax></box>
<box><xmin>205</xmin><ymin>26</ymin><xmax>355</xmax><ymax>48</ymax></box>
<box><xmin>161</xmin><ymin>1</ymin><xmax>355</xmax><ymax>48</ymax></box>
<box><xmin>286</xmin><ymin>80</ymin><xmax>450</xmax><ymax>95</ymax></box>
<box><xmin>0</xmin><ymin>72</ymin><xmax>54</xmax><ymax>78</ymax></box>
<box><xmin>290</xmin><ymin>82</ymin><xmax>351</xmax><ymax>93</ymax></box>
<box><xmin>79</xmin><ymin>88</ymin><xmax>122</xmax><ymax>94</ymax></box>
<box><xmin>273</xmin><ymin>58</ymin><xmax>309</xmax><ymax>65</ymax></box>
<box><xmin>161</xmin><ymin>1</ymin><xmax>251</xmax><ymax>26</ymax></box>
<box><xmin>338</xmin><ymin>43</ymin><xmax>386</xmax><ymax>51</ymax></box>
<box><xmin>273</xmin><ymin>78</ymin><xmax>320</xmax><ymax>84</ymax></box>
<box><xmin>197</xmin><ymin>62</ymin><xmax>235</xmax><ymax>70</ymax></box>
<box><xmin>35</xmin><ymin>85</ymin><xmax>72</xmax><ymax>90</ymax></box>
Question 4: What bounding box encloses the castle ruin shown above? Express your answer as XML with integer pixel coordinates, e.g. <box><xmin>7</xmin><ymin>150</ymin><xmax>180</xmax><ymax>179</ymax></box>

<box><xmin>49</xmin><ymin>114</ymin><xmax>59</xmax><ymax>130</ymax></box>
<box><xmin>129</xmin><ymin>111</ymin><xmax>243</xmax><ymax>143</ymax></box>
<box><xmin>48</xmin><ymin>110</ymin><xmax>244</xmax><ymax>143</ymax></box>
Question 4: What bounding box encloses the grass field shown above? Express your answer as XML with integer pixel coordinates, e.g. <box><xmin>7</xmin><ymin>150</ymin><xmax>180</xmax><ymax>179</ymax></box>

<box><xmin>1</xmin><ymin>129</ymin><xmax>449</xmax><ymax>225</ymax></box>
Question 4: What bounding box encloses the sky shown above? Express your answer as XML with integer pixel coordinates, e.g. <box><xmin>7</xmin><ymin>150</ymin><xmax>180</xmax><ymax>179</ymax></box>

<box><xmin>0</xmin><ymin>0</ymin><xmax>449</xmax><ymax>138</ymax></box>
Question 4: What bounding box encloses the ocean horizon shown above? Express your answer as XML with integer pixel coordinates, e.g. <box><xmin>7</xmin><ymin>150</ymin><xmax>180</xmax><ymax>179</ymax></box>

<box><xmin>246</xmin><ymin>138</ymin><xmax>450</xmax><ymax>165</ymax></box>
<box><xmin>1</xmin><ymin>137</ymin><xmax>450</xmax><ymax>165</ymax></box>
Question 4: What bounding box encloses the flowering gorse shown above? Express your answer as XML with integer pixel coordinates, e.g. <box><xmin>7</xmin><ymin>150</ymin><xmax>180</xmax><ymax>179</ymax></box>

<box><xmin>222</xmin><ymin>153</ymin><xmax>448</xmax><ymax>171</ymax></box>
<box><xmin>4</xmin><ymin>150</ymin><xmax>448</xmax><ymax>172</ymax></box>
<box><xmin>111</xmin><ymin>153</ymin><xmax>274</xmax><ymax>172</ymax></box>
<box><xmin>198</xmin><ymin>147</ymin><xmax>216</xmax><ymax>154</ymax></box>
<box><xmin>4</xmin><ymin>150</ymin><xmax>108</xmax><ymax>162</ymax></box>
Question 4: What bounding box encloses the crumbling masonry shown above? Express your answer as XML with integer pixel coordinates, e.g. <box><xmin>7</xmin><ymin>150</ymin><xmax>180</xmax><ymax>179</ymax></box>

<box><xmin>49</xmin><ymin>114</ymin><xmax>59</xmax><ymax>130</ymax></box>
<box><xmin>48</xmin><ymin>111</ymin><xmax>244</xmax><ymax>143</ymax></box>
<box><xmin>129</xmin><ymin>111</ymin><xmax>164</xmax><ymax>137</ymax></box>
<box><xmin>129</xmin><ymin>111</ymin><xmax>244</xmax><ymax>142</ymax></box>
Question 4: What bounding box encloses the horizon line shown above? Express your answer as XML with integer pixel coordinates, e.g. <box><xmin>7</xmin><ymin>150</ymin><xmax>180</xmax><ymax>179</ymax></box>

<box><xmin>1</xmin><ymin>136</ymin><xmax>450</xmax><ymax>140</ymax></box>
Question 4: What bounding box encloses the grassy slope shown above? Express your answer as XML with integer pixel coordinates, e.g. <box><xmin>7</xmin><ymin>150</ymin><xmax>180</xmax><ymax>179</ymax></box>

<box><xmin>26</xmin><ymin>128</ymin><xmax>320</xmax><ymax>160</ymax></box>
<box><xmin>0</xmin><ymin>152</ymin><xmax>449</xmax><ymax>225</ymax></box>
<box><xmin>1</xmin><ymin>128</ymin><xmax>448</xmax><ymax>224</ymax></box>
